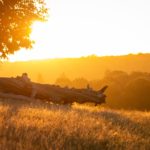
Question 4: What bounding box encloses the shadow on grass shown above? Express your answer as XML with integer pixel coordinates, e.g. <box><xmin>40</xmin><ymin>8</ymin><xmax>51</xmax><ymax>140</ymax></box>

<box><xmin>73</xmin><ymin>107</ymin><xmax>150</xmax><ymax>139</ymax></box>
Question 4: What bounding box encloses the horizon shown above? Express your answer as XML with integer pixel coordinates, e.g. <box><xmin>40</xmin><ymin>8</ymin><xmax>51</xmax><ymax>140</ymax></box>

<box><xmin>6</xmin><ymin>52</ymin><xmax>150</xmax><ymax>62</ymax></box>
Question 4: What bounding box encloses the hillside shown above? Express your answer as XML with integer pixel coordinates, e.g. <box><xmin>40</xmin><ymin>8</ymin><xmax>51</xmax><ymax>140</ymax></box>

<box><xmin>0</xmin><ymin>98</ymin><xmax>150</xmax><ymax>150</ymax></box>
<box><xmin>1</xmin><ymin>53</ymin><xmax>150</xmax><ymax>83</ymax></box>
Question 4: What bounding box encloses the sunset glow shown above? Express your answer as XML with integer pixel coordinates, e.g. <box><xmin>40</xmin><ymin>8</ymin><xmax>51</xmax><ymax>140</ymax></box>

<box><xmin>9</xmin><ymin>0</ymin><xmax>150</xmax><ymax>61</ymax></box>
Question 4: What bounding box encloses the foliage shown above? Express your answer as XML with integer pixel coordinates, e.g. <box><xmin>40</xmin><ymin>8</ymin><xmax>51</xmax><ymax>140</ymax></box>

<box><xmin>55</xmin><ymin>71</ymin><xmax>150</xmax><ymax>110</ymax></box>
<box><xmin>55</xmin><ymin>73</ymin><xmax>72</xmax><ymax>87</ymax></box>
<box><xmin>0</xmin><ymin>0</ymin><xmax>48</xmax><ymax>58</ymax></box>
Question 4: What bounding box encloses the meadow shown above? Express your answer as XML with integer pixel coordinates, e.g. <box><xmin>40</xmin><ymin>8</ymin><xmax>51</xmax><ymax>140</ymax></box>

<box><xmin>0</xmin><ymin>98</ymin><xmax>150</xmax><ymax>150</ymax></box>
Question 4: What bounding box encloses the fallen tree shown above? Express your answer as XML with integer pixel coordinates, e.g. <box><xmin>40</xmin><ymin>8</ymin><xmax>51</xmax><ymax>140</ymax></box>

<box><xmin>0</xmin><ymin>74</ymin><xmax>108</xmax><ymax>105</ymax></box>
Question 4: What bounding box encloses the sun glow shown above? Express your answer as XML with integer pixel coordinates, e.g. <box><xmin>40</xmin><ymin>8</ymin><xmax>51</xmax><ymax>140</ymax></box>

<box><xmin>9</xmin><ymin>0</ymin><xmax>150</xmax><ymax>62</ymax></box>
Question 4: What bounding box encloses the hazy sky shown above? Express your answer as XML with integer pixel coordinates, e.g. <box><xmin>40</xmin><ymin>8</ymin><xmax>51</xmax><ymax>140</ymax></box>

<box><xmin>9</xmin><ymin>0</ymin><xmax>150</xmax><ymax>61</ymax></box>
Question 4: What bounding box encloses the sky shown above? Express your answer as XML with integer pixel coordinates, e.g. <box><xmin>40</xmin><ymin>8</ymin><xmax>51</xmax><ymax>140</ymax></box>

<box><xmin>9</xmin><ymin>0</ymin><xmax>150</xmax><ymax>61</ymax></box>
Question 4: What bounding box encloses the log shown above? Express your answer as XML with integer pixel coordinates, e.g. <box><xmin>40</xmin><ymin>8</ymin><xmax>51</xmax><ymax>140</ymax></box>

<box><xmin>0</xmin><ymin>77</ymin><xmax>32</xmax><ymax>96</ymax></box>
<box><xmin>0</xmin><ymin>76</ymin><xmax>108</xmax><ymax>105</ymax></box>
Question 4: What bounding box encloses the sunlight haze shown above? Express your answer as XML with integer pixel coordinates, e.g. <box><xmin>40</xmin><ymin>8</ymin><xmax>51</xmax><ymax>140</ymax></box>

<box><xmin>9</xmin><ymin>0</ymin><xmax>150</xmax><ymax>61</ymax></box>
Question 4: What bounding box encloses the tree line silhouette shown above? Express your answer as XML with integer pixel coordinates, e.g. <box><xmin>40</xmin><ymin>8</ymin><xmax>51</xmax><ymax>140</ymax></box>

<box><xmin>55</xmin><ymin>71</ymin><xmax>150</xmax><ymax>110</ymax></box>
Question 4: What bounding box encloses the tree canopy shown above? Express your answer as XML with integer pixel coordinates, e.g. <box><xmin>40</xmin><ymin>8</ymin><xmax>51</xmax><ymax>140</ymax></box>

<box><xmin>0</xmin><ymin>0</ymin><xmax>48</xmax><ymax>58</ymax></box>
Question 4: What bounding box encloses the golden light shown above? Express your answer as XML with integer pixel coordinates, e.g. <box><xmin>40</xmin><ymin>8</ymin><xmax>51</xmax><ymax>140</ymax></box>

<box><xmin>8</xmin><ymin>0</ymin><xmax>150</xmax><ymax>62</ymax></box>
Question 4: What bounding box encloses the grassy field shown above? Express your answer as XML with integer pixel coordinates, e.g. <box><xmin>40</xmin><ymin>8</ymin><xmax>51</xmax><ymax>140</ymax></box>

<box><xmin>0</xmin><ymin>98</ymin><xmax>150</xmax><ymax>150</ymax></box>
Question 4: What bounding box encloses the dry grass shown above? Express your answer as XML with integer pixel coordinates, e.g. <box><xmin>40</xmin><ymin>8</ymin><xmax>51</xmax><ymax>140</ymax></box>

<box><xmin>0</xmin><ymin>98</ymin><xmax>150</xmax><ymax>150</ymax></box>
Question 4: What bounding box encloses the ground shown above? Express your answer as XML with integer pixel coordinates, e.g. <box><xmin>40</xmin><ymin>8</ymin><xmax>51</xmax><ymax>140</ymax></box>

<box><xmin>0</xmin><ymin>98</ymin><xmax>150</xmax><ymax>150</ymax></box>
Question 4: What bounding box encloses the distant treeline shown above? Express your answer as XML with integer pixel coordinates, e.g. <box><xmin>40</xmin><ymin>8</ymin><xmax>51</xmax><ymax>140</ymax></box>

<box><xmin>2</xmin><ymin>53</ymin><xmax>150</xmax><ymax>83</ymax></box>
<box><xmin>55</xmin><ymin>71</ymin><xmax>150</xmax><ymax>110</ymax></box>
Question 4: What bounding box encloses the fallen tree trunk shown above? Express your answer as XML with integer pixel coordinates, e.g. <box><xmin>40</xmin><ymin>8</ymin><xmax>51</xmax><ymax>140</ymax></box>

<box><xmin>0</xmin><ymin>77</ymin><xmax>32</xmax><ymax>96</ymax></box>
<box><xmin>0</xmin><ymin>76</ymin><xmax>108</xmax><ymax>105</ymax></box>
<box><xmin>0</xmin><ymin>92</ymin><xmax>33</xmax><ymax>102</ymax></box>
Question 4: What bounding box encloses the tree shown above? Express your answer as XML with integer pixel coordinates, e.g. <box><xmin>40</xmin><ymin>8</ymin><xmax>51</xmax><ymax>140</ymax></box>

<box><xmin>55</xmin><ymin>73</ymin><xmax>72</xmax><ymax>87</ymax></box>
<box><xmin>123</xmin><ymin>77</ymin><xmax>150</xmax><ymax>110</ymax></box>
<box><xmin>72</xmin><ymin>77</ymin><xmax>88</xmax><ymax>88</ymax></box>
<box><xmin>0</xmin><ymin>0</ymin><xmax>48</xmax><ymax>58</ymax></box>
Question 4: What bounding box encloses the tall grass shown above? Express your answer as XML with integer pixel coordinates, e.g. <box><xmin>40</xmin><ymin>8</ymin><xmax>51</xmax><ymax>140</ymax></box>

<box><xmin>0</xmin><ymin>98</ymin><xmax>150</xmax><ymax>150</ymax></box>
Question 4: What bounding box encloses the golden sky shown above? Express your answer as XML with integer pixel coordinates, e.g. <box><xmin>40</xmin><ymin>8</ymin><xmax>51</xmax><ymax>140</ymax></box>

<box><xmin>9</xmin><ymin>0</ymin><xmax>150</xmax><ymax>61</ymax></box>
